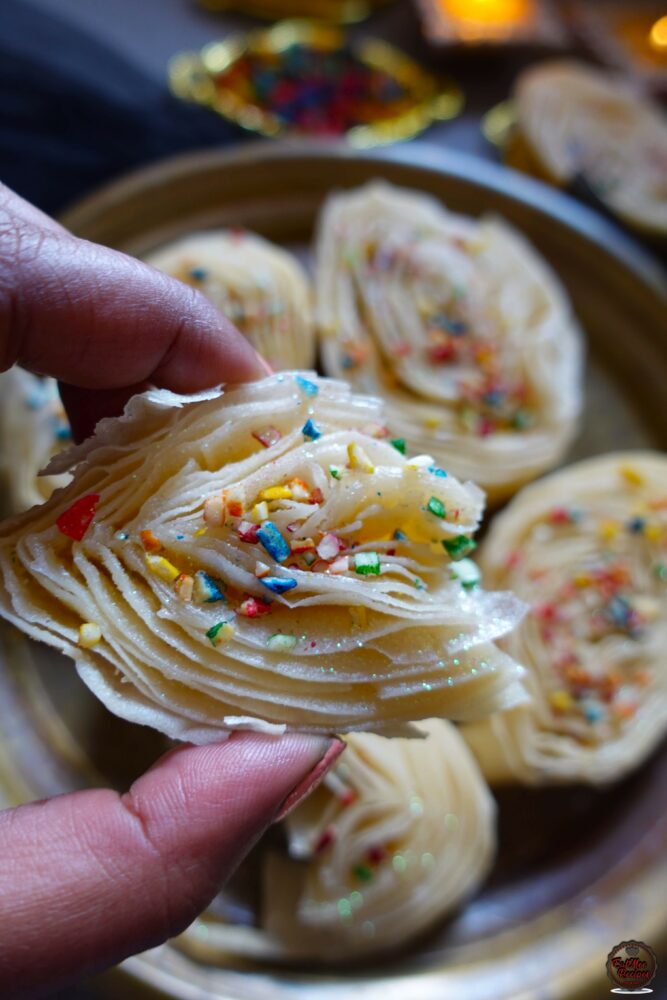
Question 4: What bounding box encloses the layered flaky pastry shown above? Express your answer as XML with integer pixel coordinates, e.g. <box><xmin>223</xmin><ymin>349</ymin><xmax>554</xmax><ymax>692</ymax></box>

<box><xmin>261</xmin><ymin>719</ymin><xmax>495</xmax><ymax>958</ymax></box>
<box><xmin>514</xmin><ymin>61</ymin><xmax>667</xmax><ymax>236</ymax></box>
<box><xmin>145</xmin><ymin>230</ymin><xmax>315</xmax><ymax>371</ymax></box>
<box><xmin>464</xmin><ymin>453</ymin><xmax>667</xmax><ymax>785</ymax></box>
<box><xmin>0</xmin><ymin>374</ymin><xmax>525</xmax><ymax>742</ymax></box>
<box><xmin>316</xmin><ymin>182</ymin><xmax>582</xmax><ymax>504</ymax></box>
<box><xmin>0</xmin><ymin>369</ymin><xmax>71</xmax><ymax>513</ymax></box>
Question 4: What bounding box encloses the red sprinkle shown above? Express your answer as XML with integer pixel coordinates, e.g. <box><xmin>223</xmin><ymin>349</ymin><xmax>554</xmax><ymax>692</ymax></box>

<box><xmin>56</xmin><ymin>494</ymin><xmax>100</xmax><ymax>541</ymax></box>
<box><xmin>314</xmin><ymin>829</ymin><xmax>335</xmax><ymax>854</ymax></box>
<box><xmin>340</xmin><ymin>789</ymin><xmax>357</xmax><ymax>807</ymax></box>
<box><xmin>238</xmin><ymin>596</ymin><xmax>272</xmax><ymax>618</ymax></box>
<box><xmin>237</xmin><ymin>522</ymin><xmax>260</xmax><ymax>543</ymax></box>
<box><xmin>367</xmin><ymin>845</ymin><xmax>388</xmax><ymax>865</ymax></box>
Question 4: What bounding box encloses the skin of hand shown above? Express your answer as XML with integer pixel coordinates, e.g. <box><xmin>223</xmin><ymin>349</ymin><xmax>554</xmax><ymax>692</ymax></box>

<box><xmin>0</xmin><ymin>184</ymin><xmax>344</xmax><ymax>998</ymax></box>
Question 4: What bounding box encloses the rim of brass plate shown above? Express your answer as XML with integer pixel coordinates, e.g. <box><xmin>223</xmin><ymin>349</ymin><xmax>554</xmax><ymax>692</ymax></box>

<box><xmin>169</xmin><ymin>20</ymin><xmax>464</xmax><ymax>147</ymax></box>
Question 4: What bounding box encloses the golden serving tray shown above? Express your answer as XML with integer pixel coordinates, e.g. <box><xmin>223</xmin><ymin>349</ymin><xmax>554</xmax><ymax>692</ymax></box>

<box><xmin>2</xmin><ymin>143</ymin><xmax>666</xmax><ymax>1000</ymax></box>
<box><xmin>169</xmin><ymin>21</ymin><xmax>463</xmax><ymax>146</ymax></box>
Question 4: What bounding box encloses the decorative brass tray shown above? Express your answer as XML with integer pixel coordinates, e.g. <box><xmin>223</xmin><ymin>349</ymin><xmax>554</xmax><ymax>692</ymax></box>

<box><xmin>169</xmin><ymin>21</ymin><xmax>463</xmax><ymax>146</ymax></box>
<box><xmin>2</xmin><ymin>143</ymin><xmax>666</xmax><ymax>999</ymax></box>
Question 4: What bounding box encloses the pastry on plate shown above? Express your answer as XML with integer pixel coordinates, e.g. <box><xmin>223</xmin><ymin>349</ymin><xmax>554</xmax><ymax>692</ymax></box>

<box><xmin>513</xmin><ymin>60</ymin><xmax>667</xmax><ymax>237</ymax></box>
<box><xmin>316</xmin><ymin>182</ymin><xmax>583</xmax><ymax>504</ymax></box>
<box><xmin>0</xmin><ymin>369</ymin><xmax>71</xmax><ymax>513</ymax></box>
<box><xmin>0</xmin><ymin>373</ymin><xmax>526</xmax><ymax>743</ymax></box>
<box><xmin>464</xmin><ymin>453</ymin><xmax>667</xmax><ymax>785</ymax></box>
<box><xmin>261</xmin><ymin>719</ymin><xmax>495</xmax><ymax>958</ymax></box>
<box><xmin>145</xmin><ymin>230</ymin><xmax>315</xmax><ymax>371</ymax></box>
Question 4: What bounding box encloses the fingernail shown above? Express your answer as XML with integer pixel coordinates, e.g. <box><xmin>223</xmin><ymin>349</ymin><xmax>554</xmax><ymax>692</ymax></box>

<box><xmin>275</xmin><ymin>738</ymin><xmax>345</xmax><ymax>821</ymax></box>
<box><xmin>254</xmin><ymin>350</ymin><xmax>273</xmax><ymax>377</ymax></box>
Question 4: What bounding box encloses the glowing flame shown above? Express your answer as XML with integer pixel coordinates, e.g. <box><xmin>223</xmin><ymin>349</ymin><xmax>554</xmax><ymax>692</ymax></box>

<box><xmin>649</xmin><ymin>14</ymin><xmax>667</xmax><ymax>53</ymax></box>
<box><xmin>439</xmin><ymin>0</ymin><xmax>530</xmax><ymax>27</ymax></box>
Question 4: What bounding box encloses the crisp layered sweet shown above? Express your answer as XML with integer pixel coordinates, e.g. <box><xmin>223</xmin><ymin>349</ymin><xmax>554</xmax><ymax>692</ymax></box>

<box><xmin>464</xmin><ymin>453</ymin><xmax>667</xmax><ymax>785</ymax></box>
<box><xmin>0</xmin><ymin>369</ymin><xmax>72</xmax><ymax>513</ymax></box>
<box><xmin>514</xmin><ymin>60</ymin><xmax>667</xmax><ymax>236</ymax></box>
<box><xmin>0</xmin><ymin>374</ymin><xmax>525</xmax><ymax>742</ymax></box>
<box><xmin>262</xmin><ymin>719</ymin><xmax>495</xmax><ymax>958</ymax></box>
<box><xmin>145</xmin><ymin>230</ymin><xmax>315</xmax><ymax>371</ymax></box>
<box><xmin>316</xmin><ymin>182</ymin><xmax>582</xmax><ymax>503</ymax></box>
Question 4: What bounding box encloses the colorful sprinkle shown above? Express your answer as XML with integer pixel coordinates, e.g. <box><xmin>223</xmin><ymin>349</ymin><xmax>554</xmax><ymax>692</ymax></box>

<box><xmin>257</xmin><ymin>522</ymin><xmax>291</xmax><ymax>563</ymax></box>
<box><xmin>329</xmin><ymin>465</ymin><xmax>342</xmax><ymax>479</ymax></box>
<box><xmin>145</xmin><ymin>554</ymin><xmax>180</xmax><ymax>583</ymax></box>
<box><xmin>259</xmin><ymin>485</ymin><xmax>292</xmax><ymax>501</ymax></box>
<box><xmin>174</xmin><ymin>573</ymin><xmax>194</xmax><ymax>602</ymax></box>
<box><xmin>237</xmin><ymin>521</ymin><xmax>260</xmax><ymax>543</ymax></box>
<box><xmin>620</xmin><ymin>465</ymin><xmax>643</xmax><ymax>486</ymax></box>
<box><xmin>347</xmin><ymin>442</ymin><xmax>375</xmax><ymax>472</ymax></box>
<box><xmin>295</xmin><ymin>375</ymin><xmax>318</xmax><ymax>397</ymax></box>
<box><xmin>390</xmin><ymin>438</ymin><xmax>406</xmax><ymax>454</ymax></box>
<box><xmin>317</xmin><ymin>532</ymin><xmax>343</xmax><ymax>561</ymax></box>
<box><xmin>193</xmin><ymin>571</ymin><xmax>226</xmax><ymax>604</ymax></box>
<box><xmin>450</xmin><ymin>558</ymin><xmax>481</xmax><ymax>589</ymax></box>
<box><xmin>206</xmin><ymin>620</ymin><xmax>235</xmax><ymax>646</ymax></box>
<box><xmin>252</xmin><ymin>426</ymin><xmax>282</xmax><ymax>449</ymax></box>
<box><xmin>203</xmin><ymin>494</ymin><xmax>225</xmax><ymax>527</ymax></box>
<box><xmin>302</xmin><ymin>418</ymin><xmax>322</xmax><ymax>441</ymax></box>
<box><xmin>354</xmin><ymin>552</ymin><xmax>381</xmax><ymax>576</ymax></box>
<box><xmin>443</xmin><ymin>535</ymin><xmax>477</xmax><ymax>560</ymax></box>
<box><xmin>261</xmin><ymin>575</ymin><xmax>298</xmax><ymax>594</ymax></box>
<box><xmin>56</xmin><ymin>493</ymin><xmax>100</xmax><ymax>541</ymax></box>
<box><xmin>427</xmin><ymin>496</ymin><xmax>446</xmax><ymax>519</ymax></box>
<box><xmin>238</xmin><ymin>596</ymin><xmax>272</xmax><ymax>617</ymax></box>
<box><xmin>140</xmin><ymin>529</ymin><xmax>162</xmax><ymax>552</ymax></box>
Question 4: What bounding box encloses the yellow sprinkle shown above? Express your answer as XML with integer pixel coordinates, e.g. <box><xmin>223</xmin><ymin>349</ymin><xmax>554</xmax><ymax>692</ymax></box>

<box><xmin>145</xmin><ymin>554</ymin><xmax>180</xmax><ymax>583</ymax></box>
<box><xmin>194</xmin><ymin>527</ymin><xmax>208</xmax><ymax>537</ymax></box>
<box><xmin>644</xmin><ymin>523</ymin><xmax>661</xmax><ymax>542</ymax></box>
<box><xmin>349</xmin><ymin>606</ymin><xmax>368</xmax><ymax>628</ymax></box>
<box><xmin>549</xmin><ymin>690</ymin><xmax>574</xmax><ymax>714</ymax></box>
<box><xmin>599</xmin><ymin>519</ymin><xmax>620</xmax><ymax>542</ymax></box>
<box><xmin>347</xmin><ymin>442</ymin><xmax>375</xmax><ymax>473</ymax></box>
<box><xmin>253</xmin><ymin>500</ymin><xmax>270</xmax><ymax>522</ymax></box>
<box><xmin>174</xmin><ymin>573</ymin><xmax>194</xmax><ymax>602</ymax></box>
<box><xmin>78</xmin><ymin>622</ymin><xmax>101</xmax><ymax>649</ymax></box>
<box><xmin>405</xmin><ymin>454</ymin><xmax>434</xmax><ymax>470</ymax></box>
<box><xmin>259</xmin><ymin>486</ymin><xmax>292</xmax><ymax>501</ymax></box>
<box><xmin>573</xmin><ymin>572</ymin><xmax>592</xmax><ymax>588</ymax></box>
<box><xmin>203</xmin><ymin>494</ymin><xmax>225</xmax><ymax>526</ymax></box>
<box><xmin>423</xmin><ymin>416</ymin><xmax>442</xmax><ymax>430</ymax></box>
<box><xmin>620</xmin><ymin>464</ymin><xmax>643</xmax><ymax>486</ymax></box>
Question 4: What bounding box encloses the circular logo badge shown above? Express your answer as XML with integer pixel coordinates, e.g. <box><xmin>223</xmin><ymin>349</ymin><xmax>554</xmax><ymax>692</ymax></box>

<box><xmin>606</xmin><ymin>940</ymin><xmax>658</xmax><ymax>993</ymax></box>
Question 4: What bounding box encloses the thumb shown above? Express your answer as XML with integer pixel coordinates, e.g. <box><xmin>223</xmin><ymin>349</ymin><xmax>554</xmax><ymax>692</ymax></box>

<box><xmin>0</xmin><ymin>733</ymin><xmax>342</xmax><ymax>1000</ymax></box>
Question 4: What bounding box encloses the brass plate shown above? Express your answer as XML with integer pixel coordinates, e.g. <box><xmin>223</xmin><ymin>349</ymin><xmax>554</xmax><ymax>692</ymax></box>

<box><xmin>2</xmin><ymin>143</ymin><xmax>666</xmax><ymax>999</ymax></box>
<box><xmin>169</xmin><ymin>21</ymin><xmax>463</xmax><ymax>146</ymax></box>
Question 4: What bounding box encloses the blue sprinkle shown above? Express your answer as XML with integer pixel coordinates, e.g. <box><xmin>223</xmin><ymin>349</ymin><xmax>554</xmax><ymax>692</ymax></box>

<box><xmin>583</xmin><ymin>703</ymin><xmax>603</xmax><ymax>724</ymax></box>
<box><xmin>607</xmin><ymin>595</ymin><xmax>632</xmax><ymax>627</ymax></box>
<box><xmin>261</xmin><ymin>576</ymin><xmax>298</xmax><ymax>595</ymax></box>
<box><xmin>393</xmin><ymin>529</ymin><xmax>407</xmax><ymax>540</ymax></box>
<box><xmin>196</xmin><ymin>571</ymin><xmax>226</xmax><ymax>604</ymax></box>
<box><xmin>295</xmin><ymin>375</ymin><xmax>318</xmax><ymax>397</ymax></box>
<box><xmin>55</xmin><ymin>424</ymin><xmax>72</xmax><ymax>441</ymax></box>
<box><xmin>257</xmin><ymin>522</ymin><xmax>290</xmax><ymax>563</ymax></box>
<box><xmin>189</xmin><ymin>267</ymin><xmax>208</xmax><ymax>281</ymax></box>
<box><xmin>428</xmin><ymin>465</ymin><xmax>448</xmax><ymax>478</ymax></box>
<box><xmin>302</xmin><ymin>418</ymin><xmax>322</xmax><ymax>441</ymax></box>
<box><xmin>627</xmin><ymin>517</ymin><xmax>645</xmax><ymax>534</ymax></box>
<box><xmin>175</xmin><ymin>534</ymin><xmax>185</xmax><ymax>540</ymax></box>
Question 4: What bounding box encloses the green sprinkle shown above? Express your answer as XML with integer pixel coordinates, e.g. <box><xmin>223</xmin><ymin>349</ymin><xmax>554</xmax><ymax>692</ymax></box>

<box><xmin>450</xmin><ymin>558</ymin><xmax>481</xmax><ymax>589</ymax></box>
<box><xmin>654</xmin><ymin>563</ymin><xmax>667</xmax><ymax>581</ymax></box>
<box><xmin>353</xmin><ymin>864</ymin><xmax>373</xmax><ymax>882</ymax></box>
<box><xmin>206</xmin><ymin>620</ymin><xmax>234</xmax><ymax>646</ymax></box>
<box><xmin>390</xmin><ymin>438</ymin><xmax>406</xmax><ymax>454</ymax></box>
<box><xmin>443</xmin><ymin>535</ymin><xmax>477</xmax><ymax>560</ymax></box>
<box><xmin>511</xmin><ymin>409</ymin><xmax>533</xmax><ymax>430</ymax></box>
<box><xmin>427</xmin><ymin>496</ymin><xmax>446</xmax><ymax>519</ymax></box>
<box><xmin>329</xmin><ymin>465</ymin><xmax>342</xmax><ymax>479</ymax></box>
<box><xmin>354</xmin><ymin>552</ymin><xmax>381</xmax><ymax>576</ymax></box>
<box><xmin>337</xmin><ymin>898</ymin><xmax>353</xmax><ymax>921</ymax></box>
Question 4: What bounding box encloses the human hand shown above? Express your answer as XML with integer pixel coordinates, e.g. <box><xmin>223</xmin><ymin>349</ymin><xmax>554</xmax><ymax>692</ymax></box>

<box><xmin>0</xmin><ymin>184</ymin><xmax>343</xmax><ymax>998</ymax></box>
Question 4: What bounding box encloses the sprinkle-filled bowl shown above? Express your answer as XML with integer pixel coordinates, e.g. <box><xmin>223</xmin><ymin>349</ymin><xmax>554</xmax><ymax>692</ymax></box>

<box><xmin>169</xmin><ymin>20</ymin><xmax>463</xmax><ymax>146</ymax></box>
